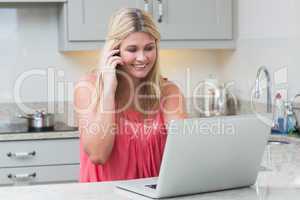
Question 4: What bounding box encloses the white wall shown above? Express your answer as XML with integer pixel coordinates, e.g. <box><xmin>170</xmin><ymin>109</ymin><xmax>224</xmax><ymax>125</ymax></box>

<box><xmin>0</xmin><ymin>4</ymin><xmax>219</xmax><ymax>104</ymax></box>
<box><xmin>219</xmin><ymin>0</ymin><xmax>300</xmax><ymax>103</ymax></box>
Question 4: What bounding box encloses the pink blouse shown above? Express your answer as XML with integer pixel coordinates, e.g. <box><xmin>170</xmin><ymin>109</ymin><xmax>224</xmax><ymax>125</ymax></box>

<box><xmin>79</xmin><ymin>108</ymin><xmax>167</xmax><ymax>182</ymax></box>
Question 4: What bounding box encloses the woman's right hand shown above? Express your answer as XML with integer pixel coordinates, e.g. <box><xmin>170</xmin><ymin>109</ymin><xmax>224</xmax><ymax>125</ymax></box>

<box><xmin>100</xmin><ymin>49</ymin><xmax>124</xmax><ymax>92</ymax></box>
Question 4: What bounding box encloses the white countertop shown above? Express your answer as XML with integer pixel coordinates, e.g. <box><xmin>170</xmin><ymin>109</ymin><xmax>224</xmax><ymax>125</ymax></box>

<box><xmin>0</xmin><ymin>171</ymin><xmax>299</xmax><ymax>200</ymax></box>
<box><xmin>0</xmin><ymin>131</ymin><xmax>79</xmax><ymax>141</ymax></box>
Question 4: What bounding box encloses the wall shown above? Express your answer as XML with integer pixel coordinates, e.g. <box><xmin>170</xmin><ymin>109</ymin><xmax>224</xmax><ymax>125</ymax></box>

<box><xmin>0</xmin><ymin>4</ymin><xmax>220</xmax><ymax>105</ymax></box>
<box><xmin>219</xmin><ymin>0</ymin><xmax>300</xmax><ymax>104</ymax></box>
<box><xmin>3</xmin><ymin>1</ymin><xmax>298</xmax><ymax>121</ymax></box>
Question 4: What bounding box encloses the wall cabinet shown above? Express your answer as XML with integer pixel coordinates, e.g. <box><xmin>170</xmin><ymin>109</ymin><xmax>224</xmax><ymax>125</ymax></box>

<box><xmin>153</xmin><ymin>0</ymin><xmax>232</xmax><ymax>40</ymax></box>
<box><xmin>66</xmin><ymin>0</ymin><xmax>145</xmax><ymax>42</ymax></box>
<box><xmin>58</xmin><ymin>0</ymin><xmax>147</xmax><ymax>51</ymax></box>
<box><xmin>59</xmin><ymin>0</ymin><xmax>234</xmax><ymax>51</ymax></box>
<box><xmin>0</xmin><ymin>138</ymin><xmax>79</xmax><ymax>186</ymax></box>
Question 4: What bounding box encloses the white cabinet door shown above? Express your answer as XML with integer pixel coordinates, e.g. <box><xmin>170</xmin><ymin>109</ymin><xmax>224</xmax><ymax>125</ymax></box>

<box><xmin>67</xmin><ymin>0</ymin><xmax>147</xmax><ymax>41</ymax></box>
<box><xmin>0</xmin><ymin>165</ymin><xmax>79</xmax><ymax>186</ymax></box>
<box><xmin>0</xmin><ymin>139</ymin><xmax>79</xmax><ymax>168</ymax></box>
<box><xmin>152</xmin><ymin>0</ymin><xmax>232</xmax><ymax>40</ymax></box>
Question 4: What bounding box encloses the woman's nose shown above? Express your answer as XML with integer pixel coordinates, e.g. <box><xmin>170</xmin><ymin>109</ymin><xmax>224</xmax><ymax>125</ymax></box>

<box><xmin>136</xmin><ymin>51</ymin><xmax>146</xmax><ymax>61</ymax></box>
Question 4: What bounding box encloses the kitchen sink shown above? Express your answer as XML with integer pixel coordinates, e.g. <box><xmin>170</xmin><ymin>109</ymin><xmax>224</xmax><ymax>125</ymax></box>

<box><xmin>268</xmin><ymin>140</ymin><xmax>290</xmax><ymax>145</ymax></box>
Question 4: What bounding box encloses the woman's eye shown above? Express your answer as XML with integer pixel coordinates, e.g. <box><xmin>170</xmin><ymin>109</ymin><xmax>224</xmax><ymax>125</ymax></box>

<box><xmin>126</xmin><ymin>47</ymin><xmax>137</xmax><ymax>52</ymax></box>
<box><xmin>145</xmin><ymin>46</ymin><xmax>154</xmax><ymax>51</ymax></box>
<box><xmin>126</xmin><ymin>46</ymin><xmax>155</xmax><ymax>52</ymax></box>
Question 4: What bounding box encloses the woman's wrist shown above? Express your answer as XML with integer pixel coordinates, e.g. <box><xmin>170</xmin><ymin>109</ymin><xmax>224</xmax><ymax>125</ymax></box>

<box><xmin>102</xmin><ymin>83</ymin><xmax>117</xmax><ymax>96</ymax></box>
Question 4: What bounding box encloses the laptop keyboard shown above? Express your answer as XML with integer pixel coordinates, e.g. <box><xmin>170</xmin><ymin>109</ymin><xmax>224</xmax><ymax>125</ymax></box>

<box><xmin>145</xmin><ymin>184</ymin><xmax>157</xmax><ymax>189</ymax></box>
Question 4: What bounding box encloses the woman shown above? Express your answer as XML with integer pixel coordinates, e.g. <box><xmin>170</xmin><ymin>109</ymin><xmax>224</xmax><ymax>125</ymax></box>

<box><xmin>74</xmin><ymin>8</ymin><xmax>187</xmax><ymax>182</ymax></box>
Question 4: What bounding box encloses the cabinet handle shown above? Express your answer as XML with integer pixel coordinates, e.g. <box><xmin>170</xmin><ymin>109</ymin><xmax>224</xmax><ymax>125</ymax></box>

<box><xmin>144</xmin><ymin>0</ymin><xmax>149</xmax><ymax>12</ymax></box>
<box><xmin>7</xmin><ymin>151</ymin><xmax>36</xmax><ymax>158</ymax></box>
<box><xmin>7</xmin><ymin>172</ymin><xmax>36</xmax><ymax>180</ymax></box>
<box><xmin>157</xmin><ymin>0</ymin><xmax>163</xmax><ymax>23</ymax></box>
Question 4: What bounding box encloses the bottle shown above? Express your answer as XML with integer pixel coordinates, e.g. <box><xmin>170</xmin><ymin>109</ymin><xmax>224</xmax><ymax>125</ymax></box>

<box><xmin>272</xmin><ymin>93</ymin><xmax>286</xmax><ymax>134</ymax></box>
<box><xmin>286</xmin><ymin>102</ymin><xmax>296</xmax><ymax>135</ymax></box>
<box><xmin>203</xmin><ymin>74</ymin><xmax>218</xmax><ymax>117</ymax></box>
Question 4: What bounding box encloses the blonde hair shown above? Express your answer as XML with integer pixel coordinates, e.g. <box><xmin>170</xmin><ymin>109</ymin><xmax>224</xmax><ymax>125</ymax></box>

<box><xmin>97</xmin><ymin>8</ymin><xmax>162</xmax><ymax>116</ymax></box>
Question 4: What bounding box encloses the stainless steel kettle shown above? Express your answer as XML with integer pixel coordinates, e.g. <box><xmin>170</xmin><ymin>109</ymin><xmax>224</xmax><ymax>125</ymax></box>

<box><xmin>292</xmin><ymin>93</ymin><xmax>300</xmax><ymax>129</ymax></box>
<box><xmin>201</xmin><ymin>81</ymin><xmax>239</xmax><ymax>117</ymax></box>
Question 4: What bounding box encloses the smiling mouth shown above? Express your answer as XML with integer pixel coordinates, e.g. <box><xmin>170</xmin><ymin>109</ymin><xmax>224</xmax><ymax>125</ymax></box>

<box><xmin>132</xmin><ymin>64</ymin><xmax>146</xmax><ymax>69</ymax></box>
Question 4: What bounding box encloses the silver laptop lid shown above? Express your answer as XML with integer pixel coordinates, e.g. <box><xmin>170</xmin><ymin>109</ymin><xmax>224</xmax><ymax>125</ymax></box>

<box><xmin>156</xmin><ymin>114</ymin><xmax>270</xmax><ymax>197</ymax></box>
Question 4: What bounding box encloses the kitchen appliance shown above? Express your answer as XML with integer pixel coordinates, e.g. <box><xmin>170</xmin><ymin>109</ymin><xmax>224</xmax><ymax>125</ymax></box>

<box><xmin>199</xmin><ymin>79</ymin><xmax>239</xmax><ymax>117</ymax></box>
<box><xmin>0</xmin><ymin>121</ymin><xmax>77</xmax><ymax>134</ymax></box>
<box><xmin>292</xmin><ymin>93</ymin><xmax>300</xmax><ymax>131</ymax></box>
<box><xmin>18</xmin><ymin>110</ymin><xmax>54</xmax><ymax>131</ymax></box>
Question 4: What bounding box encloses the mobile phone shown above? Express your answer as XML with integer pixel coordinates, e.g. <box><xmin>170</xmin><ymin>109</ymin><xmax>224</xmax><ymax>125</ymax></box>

<box><xmin>113</xmin><ymin>48</ymin><xmax>120</xmax><ymax>57</ymax></box>
<box><xmin>113</xmin><ymin>49</ymin><xmax>122</xmax><ymax>68</ymax></box>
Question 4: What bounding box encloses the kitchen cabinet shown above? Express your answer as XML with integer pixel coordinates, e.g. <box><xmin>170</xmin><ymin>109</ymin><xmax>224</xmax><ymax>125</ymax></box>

<box><xmin>66</xmin><ymin>0</ymin><xmax>145</xmax><ymax>42</ymax></box>
<box><xmin>0</xmin><ymin>138</ymin><xmax>79</xmax><ymax>186</ymax></box>
<box><xmin>58</xmin><ymin>0</ymin><xmax>234</xmax><ymax>51</ymax></box>
<box><xmin>153</xmin><ymin>0</ymin><xmax>232</xmax><ymax>40</ymax></box>
<box><xmin>0</xmin><ymin>165</ymin><xmax>78</xmax><ymax>186</ymax></box>
<box><xmin>58</xmin><ymin>0</ymin><xmax>146</xmax><ymax>51</ymax></box>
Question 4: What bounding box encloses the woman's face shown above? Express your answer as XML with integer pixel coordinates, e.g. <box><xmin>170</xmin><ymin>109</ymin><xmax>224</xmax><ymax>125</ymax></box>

<box><xmin>119</xmin><ymin>32</ymin><xmax>157</xmax><ymax>80</ymax></box>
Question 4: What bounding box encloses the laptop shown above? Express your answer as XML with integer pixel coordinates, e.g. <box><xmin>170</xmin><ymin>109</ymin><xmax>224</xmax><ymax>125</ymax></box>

<box><xmin>116</xmin><ymin>114</ymin><xmax>270</xmax><ymax>199</ymax></box>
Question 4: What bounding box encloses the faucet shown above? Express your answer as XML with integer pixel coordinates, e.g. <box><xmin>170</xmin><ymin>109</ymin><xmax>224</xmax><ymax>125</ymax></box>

<box><xmin>254</xmin><ymin>66</ymin><xmax>272</xmax><ymax>113</ymax></box>
<box><xmin>291</xmin><ymin>94</ymin><xmax>300</xmax><ymax>108</ymax></box>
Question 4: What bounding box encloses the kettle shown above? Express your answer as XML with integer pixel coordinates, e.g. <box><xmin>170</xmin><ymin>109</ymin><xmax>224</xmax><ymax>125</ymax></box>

<box><xmin>200</xmin><ymin>80</ymin><xmax>239</xmax><ymax>117</ymax></box>
<box><xmin>291</xmin><ymin>93</ymin><xmax>300</xmax><ymax>130</ymax></box>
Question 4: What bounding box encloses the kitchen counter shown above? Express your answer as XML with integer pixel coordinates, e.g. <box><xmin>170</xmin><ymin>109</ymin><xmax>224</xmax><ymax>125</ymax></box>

<box><xmin>0</xmin><ymin>171</ymin><xmax>299</xmax><ymax>200</ymax></box>
<box><xmin>269</xmin><ymin>134</ymin><xmax>300</xmax><ymax>143</ymax></box>
<box><xmin>0</xmin><ymin>134</ymin><xmax>299</xmax><ymax>199</ymax></box>
<box><xmin>0</xmin><ymin>131</ymin><xmax>79</xmax><ymax>141</ymax></box>
<box><xmin>1</xmin><ymin>129</ymin><xmax>298</xmax><ymax>142</ymax></box>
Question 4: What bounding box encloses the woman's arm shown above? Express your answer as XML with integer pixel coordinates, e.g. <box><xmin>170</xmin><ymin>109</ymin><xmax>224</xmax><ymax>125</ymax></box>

<box><xmin>74</xmin><ymin>74</ymin><xmax>116</xmax><ymax>165</ymax></box>
<box><xmin>74</xmin><ymin>49</ymin><xmax>123</xmax><ymax>165</ymax></box>
<box><xmin>161</xmin><ymin>80</ymin><xmax>188</xmax><ymax>123</ymax></box>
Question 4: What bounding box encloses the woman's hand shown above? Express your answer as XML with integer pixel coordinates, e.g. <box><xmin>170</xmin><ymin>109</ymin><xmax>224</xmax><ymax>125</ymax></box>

<box><xmin>100</xmin><ymin>49</ymin><xmax>124</xmax><ymax>92</ymax></box>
